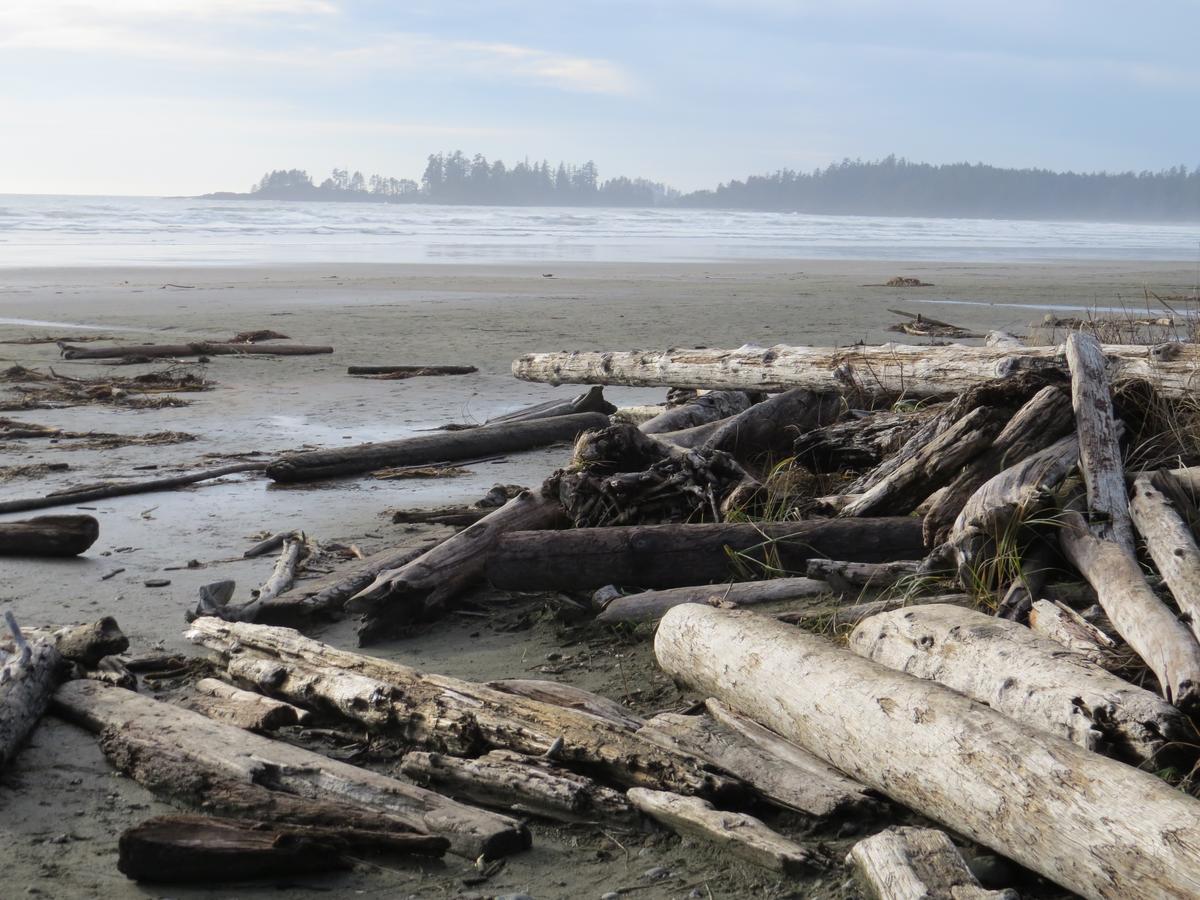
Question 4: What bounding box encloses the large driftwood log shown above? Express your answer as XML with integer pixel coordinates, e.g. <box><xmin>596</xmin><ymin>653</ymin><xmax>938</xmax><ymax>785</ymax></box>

<box><xmin>0</xmin><ymin>515</ymin><xmax>100</xmax><ymax>556</ymax></box>
<box><xmin>512</xmin><ymin>342</ymin><xmax>1200</xmax><ymax>399</ymax></box>
<box><xmin>848</xmin><ymin>604</ymin><xmax>1196</xmax><ymax>763</ymax></box>
<box><xmin>486</xmin><ymin>385</ymin><xmax>617</xmax><ymax>424</ymax></box>
<box><xmin>1067</xmin><ymin>332</ymin><xmax>1136</xmax><ymax>553</ymax></box>
<box><xmin>487</xmin><ymin>517</ymin><xmax>925</xmax><ymax>592</ymax></box>
<box><xmin>639</xmin><ymin>390</ymin><xmax>752</xmax><ymax>434</ymax></box>
<box><xmin>654</xmin><ymin>604</ymin><xmax>1200</xmax><ymax>900</ymax></box>
<box><xmin>638</xmin><ymin>710</ymin><xmax>878</xmax><ymax>819</ymax></box>
<box><xmin>922</xmin><ymin>385</ymin><xmax>1074</xmax><ymax>546</ymax></box>
<box><xmin>1059</xmin><ymin>508</ymin><xmax>1200</xmax><ymax>712</ymax></box>
<box><xmin>53</xmin><ymin>680</ymin><xmax>528</xmax><ymax>859</ymax></box>
<box><xmin>627</xmin><ymin>788</ymin><xmax>823</xmax><ymax>875</ymax></box>
<box><xmin>840</xmin><ymin>406</ymin><xmax>1005</xmax><ymax>518</ymax></box>
<box><xmin>847</xmin><ymin>826</ymin><xmax>1015</xmax><ymax>900</ymax></box>
<box><xmin>185</xmin><ymin>618</ymin><xmax>734</xmax><ymax>798</ymax></box>
<box><xmin>265</xmin><ymin>412</ymin><xmax>608</xmax><ymax>483</ymax></box>
<box><xmin>401</xmin><ymin>750</ymin><xmax>637</xmax><ymax>824</ymax></box>
<box><xmin>595</xmin><ymin>577</ymin><xmax>830</xmax><ymax>625</ymax></box>
<box><xmin>1129</xmin><ymin>473</ymin><xmax>1200</xmax><ymax>645</ymax></box>
<box><xmin>59</xmin><ymin>341</ymin><xmax>333</xmax><ymax>360</ymax></box>
<box><xmin>693</xmin><ymin>388</ymin><xmax>843</xmax><ymax>468</ymax></box>
<box><xmin>1</xmin><ymin>630</ymin><xmax>62</xmax><ymax>768</ymax></box>
<box><xmin>349</xmin><ymin>490</ymin><xmax>567</xmax><ymax>639</ymax></box>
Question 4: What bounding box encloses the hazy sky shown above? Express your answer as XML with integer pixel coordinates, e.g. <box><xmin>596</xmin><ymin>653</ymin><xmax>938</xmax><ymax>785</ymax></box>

<box><xmin>2</xmin><ymin>0</ymin><xmax>1197</xmax><ymax>195</ymax></box>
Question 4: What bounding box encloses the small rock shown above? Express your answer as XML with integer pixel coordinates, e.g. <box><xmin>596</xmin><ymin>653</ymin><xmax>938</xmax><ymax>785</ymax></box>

<box><xmin>143</xmin><ymin>579</ymin><xmax>171</xmax><ymax>588</ymax></box>
<box><xmin>641</xmin><ymin>866</ymin><xmax>670</xmax><ymax>880</ymax></box>
<box><xmin>601</xmin><ymin>893</ymin><xmax>620</xmax><ymax>900</ymax></box>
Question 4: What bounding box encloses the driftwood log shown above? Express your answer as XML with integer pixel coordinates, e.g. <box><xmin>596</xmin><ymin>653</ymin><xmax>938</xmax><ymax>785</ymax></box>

<box><xmin>513</xmin><ymin>342</ymin><xmax>1200</xmax><ymax>399</ymax></box>
<box><xmin>638</xmin><ymin>390</ymin><xmax>751</xmax><ymax>434</ymax></box>
<box><xmin>487</xmin><ymin>517</ymin><xmax>925</xmax><ymax>592</ymax></box>
<box><xmin>485</xmin><ymin>679</ymin><xmax>644</xmax><ymax>731</ymax></box>
<box><xmin>189</xmin><ymin>678</ymin><xmax>309</xmax><ymax>731</ymax></box>
<box><xmin>847</xmin><ymin>826</ymin><xmax>1015</xmax><ymax>900</ymax></box>
<box><xmin>348</xmin><ymin>364</ymin><xmax>477</xmax><ymax>377</ymax></box>
<box><xmin>594</xmin><ymin>577</ymin><xmax>830</xmax><ymax>625</ymax></box>
<box><xmin>1027</xmin><ymin>599</ymin><xmax>1125</xmax><ymax>670</ymax></box>
<box><xmin>53</xmin><ymin>680</ymin><xmax>528</xmax><ymax>859</ymax></box>
<box><xmin>486</xmin><ymin>385</ymin><xmax>616</xmax><ymax>424</ymax></box>
<box><xmin>185</xmin><ymin>617</ymin><xmax>734</xmax><ymax>798</ymax></box>
<box><xmin>655</xmin><ymin>604</ymin><xmax>1200</xmax><ymax>900</ymax></box>
<box><xmin>59</xmin><ymin>341</ymin><xmax>333</xmax><ymax>360</ymax></box>
<box><xmin>18</xmin><ymin>617</ymin><xmax>129</xmax><ymax>668</ymax></box>
<box><xmin>687</xmin><ymin>388</ymin><xmax>843</xmax><ymax>469</ymax></box>
<box><xmin>1129</xmin><ymin>473</ymin><xmax>1200</xmax><ymax>645</ymax></box>
<box><xmin>1</xmin><ymin>629</ymin><xmax>62</xmax><ymax>768</ymax></box>
<box><xmin>793</xmin><ymin>409</ymin><xmax>927</xmax><ymax>473</ymax></box>
<box><xmin>0</xmin><ymin>515</ymin><xmax>99</xmax><ymax>556</ymax></box>
<box><xmin>265</xmin><ymin>412</ymin><xmax>608</xmax><ymax>483</ymax></box>
<box><xmin>848</xmin><ymin>604</ymin><xmax>1196</xmax><ymax>763</ymax></box>
<box><xmin>804</xmin><ymin>559</ymin><xmax>920</xmax><ymax>592</ymax></box>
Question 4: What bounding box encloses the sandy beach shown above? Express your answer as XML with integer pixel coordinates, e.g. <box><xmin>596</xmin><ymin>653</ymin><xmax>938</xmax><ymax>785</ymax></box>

<box><xmin>2</xmin><ymin>257</ymin><xmax>1197</xmax><ymax>898</ymax></box>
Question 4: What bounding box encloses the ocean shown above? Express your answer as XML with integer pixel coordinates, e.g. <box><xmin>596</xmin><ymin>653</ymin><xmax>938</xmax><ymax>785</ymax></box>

<box><xmin>0</xmin><ymin>194</ymin><xmax>1198</xmax><ymax>267</ymax></box>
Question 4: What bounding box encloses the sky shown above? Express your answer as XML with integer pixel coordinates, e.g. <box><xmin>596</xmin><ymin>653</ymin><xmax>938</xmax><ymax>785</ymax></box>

<box><xmin>1</xmin><ymin>0</ymin><xmax>1199</xmax><ymax>195</ymax></box>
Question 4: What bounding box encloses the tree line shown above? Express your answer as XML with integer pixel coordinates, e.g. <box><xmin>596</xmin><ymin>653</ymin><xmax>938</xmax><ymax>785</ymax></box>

<box><xmin>236</xmin><ymin>153</ymin><xmax>1200</xmax><ymax>221</ymax></box>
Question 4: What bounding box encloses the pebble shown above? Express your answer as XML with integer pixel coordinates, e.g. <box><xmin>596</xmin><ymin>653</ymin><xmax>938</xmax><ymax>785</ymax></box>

<box><xmin>641</xmin><ymin>866</ymin><xmax>670</xmax><ymax>880</ymax></box>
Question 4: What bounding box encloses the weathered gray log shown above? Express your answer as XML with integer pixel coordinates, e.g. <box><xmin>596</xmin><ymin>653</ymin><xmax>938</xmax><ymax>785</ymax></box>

<box><xmin>840</xmin><ymin>406</ymin><xmax>1005</xmax><ymax>519</ymax></box>
<box><xmin>512</xmin><ymin>342</ymin><xmax>1200</xmax><ymax>399</ymax></box>
<box><xmin>53</xmin><ymin>680</ymin><xmax>529</xmax><ymax>859</ymax></box>
<box><xmin>922</xmin><ymin>385</ymin><xmax>1074</xmax><ymax>546</ymax></box>
<box><xmin>847</xmin><ymin>826</ymin><xmax>1016</xmax><ymax>900</ymax></box>
<box><xmin>185</xmin><ymin>617</ymin><xmax>734</xmax><ymax>798</ymax></box>
<box><xmin>486</xmin><ymin>385</ymin><xmax>616</xmax><ymax>424</ymax></box>
<box><xmin>775</xmin><ymin>594</ymin><xmax>970</xmax><ymax>629</ymax></box>
<box><xmin>849</xmin><ymin>603</ymin><xmax>1196</xmax><ymax>763</ymax></box>
<box><xmin>1059</xmin><ymin>508</ymin><xmax>1200</xmax><ymax>712</ymax></box>
<box><xmin>697</xmin><ymin>388</ymin><xmax>844</xmax><ymax>469</ymax></box>
<box><xmin>638</xmin><ymin>709</ymin><xmax>879</xmax><ymax>819</ymax></box>
<box><xmin>348</xmin><ymin>364</ymin><xmax>476</xmax><ymax>377</ymax></box>
<box><xmin>243</xmin><ymin>531</ymin><xmax>290</xmax><ymax>559</ymax></box>
<box><xmin>253</xmin><ymin>536</ymin><xmax>305</xmax><ymax>604</ymax></box>
<box><xmin>0</xmin><ymin>628</ymin><xmax>62</xmax><ymax>768</ymax></box>
<box><xmin>190</xmin><ymin>678</ymin><xmax>309</xmax><ymax>731</ymax></box>
<box><xmin>1067</xmin><ymin>332</ymin><xmax>1136</xmax><ymax>553</ymax></box>
<box><xmin>793</xmin><ymin>409</ymin><xmax>927</xmax><ymax>473</ymax></box>
<box><xmin>349</xmin><ymin>490</ymin><xmax>567</xmax><ymax>639</ymax></box>
<box><xmin>401</xmin><ymin>750</ymin><xmax>636</xmax><ymax>824</ymax></box>
<box><xmin>41</xmin><ymin>617</ymin><xmax>128</xmax><ymax>668</ymax></box>
<box><xmin>266</xmin><ymin>412</ymin><xmax>608</xmax><ymax>483</ymax></box>
<box><xmin>390</xmin><ymin>506</ymin><xmax>491</xmax><ymax>527</ymax></box>
<box><xmin>59</xmin><ymin>341</ymin><xmax>333</xmax><ymax>360</ymax></box>
<box><xmin>487</xmin><ymin>517</ymin><xmax>926</xmax><ymax>592</ymax></box>
<box><xmin>655</xmin><ymin>604</ymin><xmax>1200</xmax><ymax>900</ymax></box>
<box><xmin>1129</xmin><ymin>473</ymin><xmax>1200</xmax><ymax>645</ymax></box>
<box><xmin>638</xmin><ymin>390</ymin><xmax>752</xmax><ymax>434</ymax></box>
<box><xmin>804</xmin><ymin>559</ymin><xmax>921</xmax><ymax>591</ymax></box>
<box><xmin>0</xmin><ymin>515</ymin><xmax>99</xmax><ymax>556</ymax></box>
<box><xmin>0</xmin><ymin>463</ymin><xmax>266</xmax><ymax>515</ymax></box>
<box><xmin>627</xmin><ymin>788</ymin><xmax>824</xmax><ymax>875</ymax></box>
<box><xmin>595</xmin><ymin>577</ymin><xmax>830</xmax><ymax>625</ymax></box>
<box><xmin>485</xmin><ymin>679</ymin><xmax>644</xmax><ymax>731</ymax></box>
<box><xmin>1028</xmin><ymin>599</ymin><xmax>1125</xmax><ymax>671</ymax></box>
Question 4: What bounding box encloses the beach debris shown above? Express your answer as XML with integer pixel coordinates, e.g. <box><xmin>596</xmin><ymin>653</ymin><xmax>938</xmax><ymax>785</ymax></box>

<box><xmin>485</xmin><ymin>385</ymin><xmax>617</xmax><ymax>425</ymax></box>
<box><xmin>885</xmin><ymin>276</ymin><xmax>934</xmax><ymax>286</ymax></box>
<box><xmin>228</xmin><ymin>329</ymin><xmax>290</xmax><ymax>343</ymax></box>
<box><xmin>187</xmin><ymin>677</ymin><xmax>310</xmax><ymax>731</ymax></box>
<box><xmin>847</xmin><ymin>827</ymin><xmax>1016</xmax><ymax>900</ymax></box>
<box><xmin>56</xmin><ymin>340</ymin><xmax>333</xmax><ymax>360</ymax></box>
<box><xmin>594</xmin><ymin>577</ymin><xmax>831</xmax><ymax>626</ymax></box>
<box><xmin>0</xmin><ymin>462</ymin><xmax>70</xmax><ymax>482</ymax></box>
<box><xmin>0</xmin><ymin>514</ymin><xmax>99</xmax><ymax>557</ymax></box>
<box><xmin>887</xmin><ymin>308</ymin><xmax>978</xmax><ymax>338</ymax></box>
<box><xmin>0</xmin><ymin>364</ymin><xmax>211</xmax><ymax>408</ymax></box>
<box><xmin>348</xmin><ymin>363</ymin><xmax>478</xmax><ymax>378</ymax></box>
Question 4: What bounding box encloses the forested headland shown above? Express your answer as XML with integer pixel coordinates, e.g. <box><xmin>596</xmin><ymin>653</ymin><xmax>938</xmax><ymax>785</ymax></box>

<box><xmin>205</xmin><ymin>152</ymin><xmax>1200</xmax><ymax>222</ymax></box>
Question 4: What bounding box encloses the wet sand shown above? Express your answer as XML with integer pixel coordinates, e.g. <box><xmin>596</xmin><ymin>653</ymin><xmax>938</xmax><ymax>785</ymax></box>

<box><xmin>1</xmin><ymin>258</ymin><xmax>1194</xmax><ymax>898</ymax></box>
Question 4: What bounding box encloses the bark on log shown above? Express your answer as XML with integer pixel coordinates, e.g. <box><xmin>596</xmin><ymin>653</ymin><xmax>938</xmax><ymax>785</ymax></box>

<box><xmin>626</xmin><ymin>788</ymin><xmax>824</xmax><ymax>876</ymax></box>
<box><xmin>486</xmin><ymin>386</ymin><xmax>616</xmax><ymax>424</ymax></box>
<box><xmin>594</xmin><ymin>577</ymin><xmax>831</xmax><ymax>625</ymax></box>
<box><xmin>513</xmin><ymin>342</ymin><xmax>1200</xmax><ymax>399</ymax></box>
<box><xmin>848</xmin><ymin>603</ymin><xmax>1196</xmax><ymax>763</ymax></box>
<box><xmin>487</xmin><ymin>518</ymin><xmax>926</xmax><ymax>593</ymax></box>
<box><xmin>59</xmin><ymin>341</ymin><xmax>333</xmax><ymax>360</ymax></box>
<box><xmin>53</xmin><ymin>680</ymin><xmax>529</xmax><ymax>859</ymax></box>
<box><xmin>266</xmin><ymin>412</ymin><xmax>608</xmax><ymax>483</ymax></box>
<box><xmin>401</xmin><ymin>750</ymin><xmax>637</xmax><ymax>824</ymax></box>
<box><xmin>1067</xmin><ymin>332</ymin><xmax>1136</xmax><ymax>553</ymax></box>
<box><xmin>840</xmin><ymin>406</ymin><xmax>1005</xmax><ymax>519</ymax></box>
<box><xmin>638</xmin><ymin>390</ymin><xmax>752</xmax><ymax>434</ymax></box>
<box><xmin>1058</xmin><ymin>508</ymin><xmax>1200</xmax><ymax>712</ymax></box>
<box><xmin>1129</xmin><ymin>473</ymin><xmax>1200</xmax><ymax>645</ymax></box>
<box><xmin>190</xmin><ymin>678</ymin><xmax>309</xmax><ymax>730</ymax></box>
<box><xmin>185</xmin><ymin>617</ymin><xmax>735</xmax><ymax>798</ymax></box>
<box><xmin>922</xmin><ymin>385</ymin><xmax>1074</xmax><ymax>547</ymax></box>
<box><xmin>0</xmin><ymin>463</ymin><xmax>266</xmax><ymax>515</ymax></box>
<box><xmin>485</xmin><ymin>679</ymin><xmax>644</xmax><ymax>731</ymax></box>
<box><xmin>1028</xmin><ymin>599</ymin><xmax>1125</xmax><ymax>671</ymax></box>
<box><xmin>847</xmin><ymin>826</ymin><xmax>1016</xmax><ymax>900</ymax></box>
<box><xmin>638</xmin><ymin>710</ymin><xmax>879</xmax><ymax>819</ymax></box>
<box><xmin>654</xmin><ymin>604</ymin><xmax>1200</xmax><ymax>900</ymax></box>
<box><xmin>349</xmin><ymin>490</ymin><xmax>567</xmax><ymax>640</ymax></box>
<box><xmin>1</xmin><ymin>636</ymin><xmax>62</xmax><ymax>767</ymax></box>
<box><xmin>0</xmin><ymin>515</ymin><xmax>100</xmax><ymax>556</ymax></box>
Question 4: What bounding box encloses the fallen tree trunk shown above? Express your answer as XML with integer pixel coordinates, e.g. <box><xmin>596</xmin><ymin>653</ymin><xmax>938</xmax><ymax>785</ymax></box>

<box><xmin>266</xmin><ymin>412</ymin><xmax>608</xmax><ymax>483</ymax></box>
<box><xmin>1067</xmin><ymin>332</ymin><xmax>1136</xmax><ymax>553</ymax></box>
<box><xmin>189</xmin><ymin>678</ymin><xmax>309</xmax><ymax>731</ymax></box>
<box><xmin>848</xmin><ymin>603</ymin><xmax>1196</xmax><ymax>763</ymax></box>
<box><xmin>186</xmin><ymin>617</ymin><xmax>734</xmax><ymax>798</ymax></box>
<box><xmin>1</xmin><ymin>629</ymin><xmax>62</xmax><ymax>768</ymax></box>
<box><xmin>594</xmin><ymin>577</ymin><xmax>830</xmax><ymax>625</ymax></box>
<box><xmin>0</xmin><ymin>515</ymin><xmax>99</xmax><ymax>556</ymax></box>
<box><xmin>638</xmin><ymin>390</ymin><xmax>752</xmax><ymax>434</ymax></box>
<box><xmin>487</xmin><ymin>517</ymin><xmax>926</xmax><ymax>592</ymax></box>
<box><xmin>401</xmin><ymin>750</ymin><xmax>636</xmax><ymax>825</ymax></box>
<box><xmin>485</xmin><ymin>679</ymin><xmax>644</xmax><ymax>731</ymax></box>
<box><xmin>513</xmin><ymin>342</ymin><xmax>1200</xmax><ymax>399</ymax></box>
<box><xmin>1028</xmin><ymin>599</ymin><xmax>1125</xmax><ymax>671</ymax></box>
<box><xmin>793</xmin><ymin>409</ymin><xmax>927</xmax><ymax>473</ymax></box>
<box><xmin>59</xmin><ymin>341</ymin><xmax>333</xmax><ymax>360</ymax></box>
<box><xmin>847</xmin><ymin>826</ymin><xmax>1014</xmax><ymax>900</ymax></box>
<box><xmin>253</xmin><ymin>536</ymin><xmax>305</xmax><ymax>603</ymax></box>
<box><xmin>349</xmin><ymin>490</ymin><xmax>568</xmax><ymax>640</ymax></box>
<box><xmin>804</xmin><ymin>559</ymin><xmax>920</xmax><ymax>592</ymax></box>
<box><xmin>485</xmin><ymin>385</ymin><xmax>616</xmax><ymax>425</ymax></box>
<box><xmin>1129</xmin><ymin>473</ymin><xmax>1200</xmax><ymax>645</ymax></box>
<box><xmin>1059</xmin><ymin>508</ymin><xmax>1200</xmax><ymax>712</ymax></box>
<box><xmin>0</xmin><ymin>463</ymin><xmax>266</xmax><ymax>515</ymax></box>
<box><xmin>627</xmin><ymin>788</ymin><xmax>823</xmax><ymax>876</ymax></box>
<box><xmin>53</xmin><ymin>680</ymin><xmax>529</xmax><ymax>859</ymax></box>
<box><xmin>655</xmin><ymin>604</ymin><xmax>1200</xmax><ymax>900</ymax></box>
<box><xmin>694</xmin><ymin>388</ymin><xmax>844</xmax><ymax>470</ymax></box>
<box><xmin>348</xmin><ymin>364</ymin><xmax>477</xmax><ymax>377</ymax></box>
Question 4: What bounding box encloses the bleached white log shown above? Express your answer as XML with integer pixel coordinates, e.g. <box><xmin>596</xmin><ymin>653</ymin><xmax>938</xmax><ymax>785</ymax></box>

<box><xmin>254</xmin><ymin>535</ymin><xmax>305</xmax><ymax>603</ymax></box>
<box><xmin>1028</xmin><ymin>599</ymin><xmax>1124</xmax><ymax>670</ymax></box>
<box><xmin>654</xmin><ymin>604</ymin><xmax>1200</xmax><ymax>900</ymax></box>
<box><xmin>191</xmin><ymin>677</ymin><xmax>310</xmax><ymax>730</ymax></box>
<box><xmin>0</xmin><ymin>628</ymin><xmax>61</xmax><ymax>768</ymax></box>
<box><xmin>847</xmin><ymin>826</ymin><xmax>1015</xmax><ymax>900</ymax></box>
<box><xmin>1129</xmin><ymin>473</ymin><xmax>1200</xmax><ymax>645</ymax></box>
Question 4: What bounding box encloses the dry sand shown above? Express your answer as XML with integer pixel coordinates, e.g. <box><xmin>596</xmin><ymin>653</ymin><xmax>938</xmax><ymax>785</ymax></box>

<box><xmin>2</xmin><ymin>258</ymin><xmax>1193</xmax><ymax>898</ymax></box>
